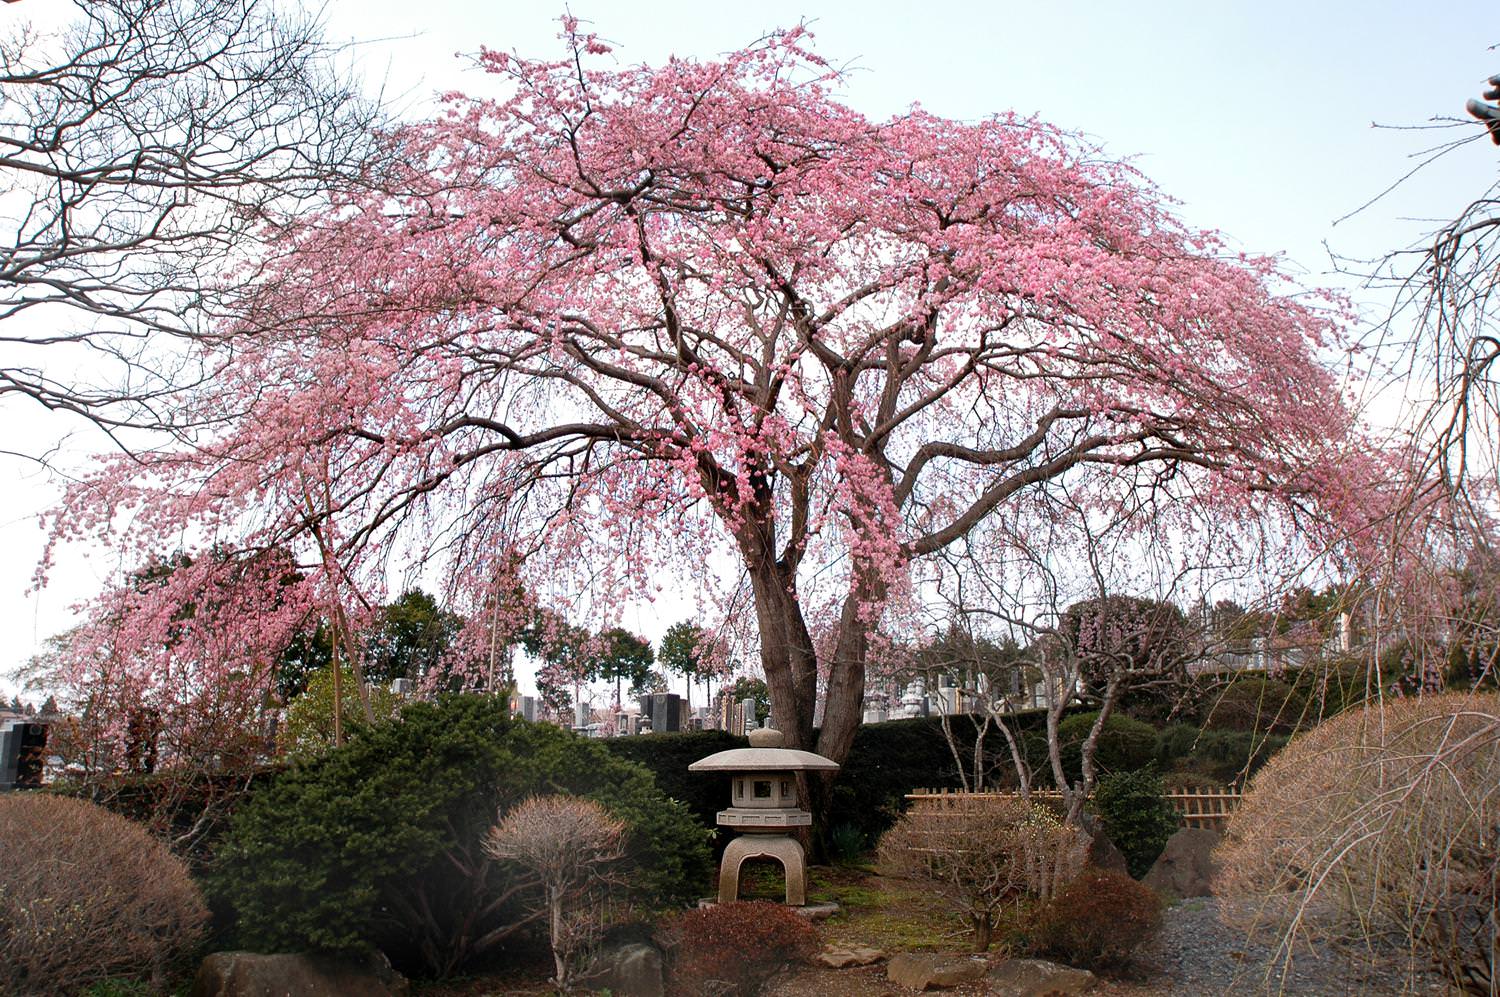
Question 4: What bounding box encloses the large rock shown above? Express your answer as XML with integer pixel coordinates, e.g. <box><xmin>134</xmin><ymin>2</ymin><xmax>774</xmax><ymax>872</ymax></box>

<box><xmin>1075</xmin><ymin>813</ymin><xmax>1130</xmax><ymax>876</ymax></box>
<box><xmin>886</xmin><ymin>952</ymin><xmax>987</xmax><ymax>990</ymax></box>
<box><xmin>815</xmin><ymin>945</ymin><xmax>885</xmax><ymax>968</ymax></box>
<box><xmin>191</xmin><ymin>952</ymin><xmax>408</xmax><ymax>997</ymax></box>
<box><xmin>987</xmin><ymin>958</ymin><xmax>1096</xmax><ymax>996</ymax></box>
<box><xmin>1142</xmin><ymin>827</ymin><xmax>1221</xmax><ymax>899</ymax></box>
<box><xmin>579</xmin><ymin>941</ymin><xmax>664</xmax><ymax>997</ymax></box>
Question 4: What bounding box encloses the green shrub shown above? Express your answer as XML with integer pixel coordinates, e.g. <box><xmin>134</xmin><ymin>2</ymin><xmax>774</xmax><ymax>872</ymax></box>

<box><xmin>666</xmin><ymin>901</ymin><xmax>820</xmax><ymax>996</ymax></box>
<box><xmin>1199</xmin><ymin>730</ymin><xmax>1287</xmax><ymax>781</ymax></box>
<box><xmin>829</xmin><ymin>823</ymin><xmax>867</xmax><ymax>864</ymax></box>
<box><xmin>1203</xmin><ymin>677</ymin><xmax>1307</xmax><ymax>734</ymax></box>
<box><xmin>1035</xmin><ymin>867</ymin><xmax>1163</xmax><ymax>970</ymax></box>
<box><xmin>1157</xmin><ymin>724</ymin><xmax>1289</xmax><ymax>785</ymax></box>
<box><xmin>281</xmin><ymin>664</ymin><xmax>400</xmax><ymax>758</ymax></box>
<box><xmin>1155</xmin><ymin>722</ymin><xmax>1200</xmax><ymax>766</ymax></box>
<box><xmin>0</xmin><ymin>794</ymin><xmax>208</xmax><ymax>996</ymax></box>
<box><xmin>1056</xmin><ymin>711</ymin><xmax>1157</xmax><ymax>781</ymax></box>
<box><xmin>209</xmin><ymin>694</ymin><xmax>712</xmax><ymax>978</ymax></box>
<box><xmin>1091</xmin><ymin>768</ymin><xmax>1178</xmax><ymax>878</ymax></box>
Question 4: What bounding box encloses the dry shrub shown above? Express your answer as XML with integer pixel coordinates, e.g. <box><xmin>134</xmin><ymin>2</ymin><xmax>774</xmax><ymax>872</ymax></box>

<box><xmin>877</xmin><ymin>797</ymin><xmax>1085</xmax><ymax>951</ymax></box>
<box><xmin>0</xmin><ymin>793</ymin><xmax>208</xmax><ymax>995</ymax></box>
<box><xmin>666</xmin><ymin>900</ymin><xmax>820</xmax><ymax>996</ymax></box>
<box><xmin>1216</xmin><ymin>692</ymin><xmax>1500</xmax><ymax>994</ymax></box>
<box><xmin>486</xmin><ymin>794</ymin><xmax>627</xmax><ymax>990</ymax></box>
<box><xmin>1035</xmin><ymin>867</ymin><xmax>1163</xmax><ymax>970</ymax></box>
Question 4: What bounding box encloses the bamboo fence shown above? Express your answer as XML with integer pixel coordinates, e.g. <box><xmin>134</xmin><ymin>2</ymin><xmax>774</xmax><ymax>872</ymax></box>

<box><xmin>904</xmin><ymin>785</ymin><xmax>1242</xmax><ymax>831</ymax></box>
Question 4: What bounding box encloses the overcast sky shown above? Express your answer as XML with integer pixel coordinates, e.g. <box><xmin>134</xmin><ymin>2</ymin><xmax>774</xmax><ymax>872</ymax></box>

<box><xmin>2</xmin><ymin>0</ymin><xmax>1495</xmax><ymax>702</ymax></box>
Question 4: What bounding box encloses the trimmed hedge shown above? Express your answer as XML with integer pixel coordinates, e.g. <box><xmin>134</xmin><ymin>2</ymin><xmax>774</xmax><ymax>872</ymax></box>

<box><xmin>603</xmin><ymin>714</ymin><xmax>1063</xmax><ymax>844</ymax></box>
<box><xmin>1112</xmin><ymin>663</ymin><xmax>1374</xmax><ymax>731</ymax></box>
<box><xmin>1200</xmin><ymin>676</ymin><xmax>1308</xmax><ymax>734</ymax></box>
<box><xmin>601</xmin><ymin>718</ymin><xmax>968</xmax><ymax>844</ymax></box>
<box><xmin>1156</xmin><ymin>724</ymin><xmax>1288</xmax><ymax>785</ymax></box>
<box><xmin>603</xmin><ymin>730</ymin><xmax>744</xmax><ymax>829</ymax></box>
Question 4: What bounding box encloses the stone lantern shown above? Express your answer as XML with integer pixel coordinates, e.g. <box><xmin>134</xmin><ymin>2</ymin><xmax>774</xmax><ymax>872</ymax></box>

<box><xmin>688</xmin><ymin>724</ymin><xmax>839</xmax><ymax>907</ymax></box>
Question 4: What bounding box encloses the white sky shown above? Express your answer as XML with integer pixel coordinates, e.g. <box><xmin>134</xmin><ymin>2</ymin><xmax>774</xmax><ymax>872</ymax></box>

<box><xmin>2</xmin><ymin>0</ymin><xmax>1495</xmax><ymax>702</ymax></box>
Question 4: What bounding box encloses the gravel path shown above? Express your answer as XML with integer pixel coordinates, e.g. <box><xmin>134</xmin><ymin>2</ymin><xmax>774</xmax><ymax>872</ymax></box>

<box><xmin>1095</xmin><ymin>898</ymin><xmax>1450</xmax><ymax>996</ymax></box>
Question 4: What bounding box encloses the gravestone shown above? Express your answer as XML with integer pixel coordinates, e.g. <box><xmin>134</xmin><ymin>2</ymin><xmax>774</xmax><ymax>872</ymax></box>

<box><xmin>1</xmin><ymin>721</ymin><xmax>50</xmax><ymax>790</ymax></box>
<box><xmin>0</xmin><ymin>722</ymin><xmax>18</xmax><ymax>790</ymax></box>
<box><xmin>641</xmin><ymin>693</ymin><xmax>683</xmax><ymax>733</ymax></box>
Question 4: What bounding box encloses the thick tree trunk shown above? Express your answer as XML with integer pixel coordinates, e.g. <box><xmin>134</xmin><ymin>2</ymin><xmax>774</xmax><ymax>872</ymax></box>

<box><xmin>742</xmin><ymin>545</ymin><xmax>888</xmax><ymax>861</ymax></box>
<box><xmin>816</xmin><ymin>570</ymin><xmax>888</xmax><ymax>765</ymax></box>
<box><xmin>548</xmin><ymin>884</ymin><xmax>565</xmax><ymax>989</ymax></box>
<box><xmin>972</xmin><ymin>915</ymin><xmax>994</xmax><ymax>953</ymax></box>
<box><xmin>745</xmin><ymin>550</ymin><xmax>819</xmax><ymax>750</ymax></box>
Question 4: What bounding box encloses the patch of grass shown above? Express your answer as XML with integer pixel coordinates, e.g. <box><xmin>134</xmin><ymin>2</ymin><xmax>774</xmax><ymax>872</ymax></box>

<box><xmin>82</xmin><ymin>982</ymin><xmax>155</xmax><ymax>997</ymax></box>
<box><xmin>735</xmin><ymin>859</ymin><xmax>795</xmax><ymax>901</ymax></box>
<box><xmin>827</xmin><ymin>902</ymin><xmax>962</xmax><ymax>953</ymax></box>
<box><xmin>810</xmin><ymin>867</ymin><xmax>968</xmax><ymax>952</ymax></box>
<box><xmin>818</xmin><ymin>883</ymin><xmax>885</xmax><ymax>911</ymax></box>
<box><xmin>82</xmin><ymin>977</ymin><xmax>195</xmax><ymax>997</ymax></box>
<box><xmin>807</xmin><ymin>864</ymin><xmax>885</xmax><ymax>911</ymax></box>
<box><xmin>727</xmin><ymin>862</ymin><xmax>988</xmax><ymax>954</ymax></box>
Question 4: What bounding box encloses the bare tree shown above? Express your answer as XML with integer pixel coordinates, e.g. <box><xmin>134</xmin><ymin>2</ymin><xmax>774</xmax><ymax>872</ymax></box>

<box><xmin>1373</xmin><ymin>73</ymin><xmax>1500</xmax><ymax>501</ymax></box>
<box><xmin>1336</xmin><ymin>72</ymin><xmax>1500</xmax><ymax>682</ymax></box>
<box><xmin>919</xmin><ymin>486</ymin><xmax>1215</xmax><ymax>824</ymax></box>
<box><xmin>877</xmin><ymin>795</ymin><xmax>1084</xmax><ymax>952</ymax></box>
<box><xmin>0</xmin><ymin>0</ymin><xmax>379</xmax><ymax>446</ymax></box>
<box><xmin>485</xmin><ymin>795</ymin><xmax>627</xmax><ymax>992</ymax></box>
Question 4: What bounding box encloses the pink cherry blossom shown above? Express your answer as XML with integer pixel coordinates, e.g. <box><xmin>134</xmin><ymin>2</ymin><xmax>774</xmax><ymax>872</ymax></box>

<box><xmin>40</xmin><ymin>25</ymin><xmax>1463</xmax><ymax>768</ymax></box>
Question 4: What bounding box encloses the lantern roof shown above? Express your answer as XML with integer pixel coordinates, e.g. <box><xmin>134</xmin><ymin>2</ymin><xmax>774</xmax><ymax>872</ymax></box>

<box><xmin>687</xmin><ymin>725</ymin><xmax>840</xmax><ymax>773</ymax></box>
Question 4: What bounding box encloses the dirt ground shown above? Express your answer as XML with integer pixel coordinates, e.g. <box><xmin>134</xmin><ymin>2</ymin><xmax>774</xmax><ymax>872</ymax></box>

<box><xmin>412</xmin><ymin>863</ymin><xmax>985</xmax><ymax>996</ymax></box>
<box><xmin>415</xmin><ymin>863</ymin><xmax>1430</xmax><ymax>996</ymax></box>
<box><xmin>416</xmin><ymin>863</ymin><xmax>1064</xmax><ymax>996</ymax></box>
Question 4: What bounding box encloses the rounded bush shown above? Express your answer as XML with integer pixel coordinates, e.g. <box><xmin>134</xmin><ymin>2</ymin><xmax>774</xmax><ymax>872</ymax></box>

<box><xmin>1204</xmin><ymin>677</ymin><xmax>1307</xmax><ymax>734</ymax></box>
<box><xmin>209</xmin><ymin>694</ymin><xmax>712</xmax><ymax>977</ymax></box>
<box><xmin>666</xmin><ymin>901</ymin><xmax>820</xmax><ymax>996</ymax></box>
<box><xmin>1217</xmin><ymin>693</ymin><xmax>1500</xmax><ymax>993</ymax></box>
<box><xmin>1036</xmin><ymin>867</ymin><xmax>1162</xmax><ymax>970</ymax></box>
<box><xmin>0</xmin><ymin>794</ymin><xmax>208</xmax><ymax>996</ymax></box>
<box><xmin>1057</xmin><ymin>711</ymin><xmax>1157</xmax><ymax>779</ymax></box>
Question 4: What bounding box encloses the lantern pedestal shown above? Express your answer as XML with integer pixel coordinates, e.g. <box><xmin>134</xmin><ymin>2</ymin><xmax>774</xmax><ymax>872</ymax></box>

<box><xmin>717</xmin><ymin>833</ymin><xmax>807</xmax><ymax>905</ymax></box>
